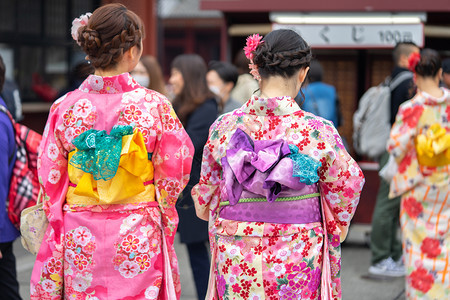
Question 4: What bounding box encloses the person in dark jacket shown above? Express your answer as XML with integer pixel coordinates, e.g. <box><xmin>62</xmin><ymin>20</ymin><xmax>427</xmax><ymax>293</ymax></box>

<box><xmin>169</xmin><ymin>54</ymin><xmax>218</xmax><ymax>300</ymax></box>
<box><xmin>0</xmin><ymin>55</ymin><xmax>22</xmax><ymax>299</ymax></box>
<box><xmin>368</xmin><ymin>42</ymin><xmax>419</xmax><ymax>277</ymax></box>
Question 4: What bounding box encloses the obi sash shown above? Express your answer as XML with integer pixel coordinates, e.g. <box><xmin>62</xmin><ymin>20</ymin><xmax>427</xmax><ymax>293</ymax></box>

<box><xmin>66</xmin><ymin>125</ymin><xmax>156</xmax><ymax>205</ymax></box>
<box><xmin>415</xmin><ymin>123</ymin><xmax>450</xmax><ymax>167</ymax></box>
<box><xmin>219</xmin><ymin>188</ymin><xmax>321</xmax><ymax>224</ymax></box>
<box><xmin>219</xmin><ymin>128</ymin><xmax>322</xmax><ymax>224</ymax></box>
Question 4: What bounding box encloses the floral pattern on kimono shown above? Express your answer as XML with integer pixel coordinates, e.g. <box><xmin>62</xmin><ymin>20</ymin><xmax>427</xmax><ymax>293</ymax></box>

<box><xmin>388</xmin><ymin>88</ymin><xmax>450</xmax><ymax>300</ymax></box>
<box><xmin>31</xmin><ymin>73</ymin><xmax>194</xmax><ymax>299</ymax></box>
<box><xmin>192</xmin><ymin>95</ymin><xmax>364</xmax><ymax>300</ymax></box>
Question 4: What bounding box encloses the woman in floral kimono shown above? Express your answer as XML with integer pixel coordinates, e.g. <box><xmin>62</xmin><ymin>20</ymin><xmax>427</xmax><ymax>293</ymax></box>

<box><xmin>191</xmin><ymin>29</ymin><xmax>364</xmax><ymax>300</ymax></box>
<box><xmin>30</xmin><ymin>4</ymin><xmax>194</xmax><ymax>299</ymax></box>
<box><xmin>387</xmin><ymin>49</ymin><xmax>450</xmax><ymax>299</ymax></box>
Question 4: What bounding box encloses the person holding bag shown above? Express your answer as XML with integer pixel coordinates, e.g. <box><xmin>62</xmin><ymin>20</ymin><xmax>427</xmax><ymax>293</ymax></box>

<box><xmin>30</xmin><ymin>4</ymin><xmax>194</xmax><ymax>299</ymax></box>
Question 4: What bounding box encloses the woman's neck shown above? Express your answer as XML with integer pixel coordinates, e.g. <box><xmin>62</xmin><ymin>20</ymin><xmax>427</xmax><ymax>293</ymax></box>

<box><xmin>417</xmin><ymin>76</ymin><xmax>443</xmax><ymax>98</ymax></box>
<box><xmin>94</xmin><ymin>67</ymin><xmax>127</xmax><ymax>77</ymax></box>
<box><xmin>94</xmin><ymin>59</ymin><xmax>132</xmax><ymax>76</ymax></box>
<box><xmin>259</xmin><ymin>76</ymin><xmax>299</xmax><ymax>99</ymax></box>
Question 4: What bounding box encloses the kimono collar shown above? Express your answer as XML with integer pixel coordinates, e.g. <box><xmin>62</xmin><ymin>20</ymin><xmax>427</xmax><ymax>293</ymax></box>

<box><xmin>79</xmin><ymin>73</ymin><xmax>140</xmax><ymax>94</ymax></box>
<box><xmin>420</xmin><ymin>88</ymin><xmax>450</xmax><ymax>105</ymax></box>
<box><xmin>242</xmin><ymin>95</ymin><xmax>302</xmax><ymax>116</ymax></box>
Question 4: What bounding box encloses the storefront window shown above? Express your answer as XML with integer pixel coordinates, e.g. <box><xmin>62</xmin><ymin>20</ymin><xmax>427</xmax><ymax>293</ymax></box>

<box><xmin>0</xmin><ymin>0</ymin><xmax>99</xmax><ymax>103</ymax></box>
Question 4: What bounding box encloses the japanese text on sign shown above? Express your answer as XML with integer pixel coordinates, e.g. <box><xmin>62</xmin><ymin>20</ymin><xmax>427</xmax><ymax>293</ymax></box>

<box><xmin>272</xmin><ymin>23</ymin><xmax>424</xmax><ymax>48</ymax></box>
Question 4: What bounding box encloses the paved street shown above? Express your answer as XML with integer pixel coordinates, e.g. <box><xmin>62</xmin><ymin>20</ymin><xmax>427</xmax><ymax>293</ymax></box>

<box><xmin>14</xmin><ymin>224</ymin><xmax>405</xmax><ymax>300</ymax></box>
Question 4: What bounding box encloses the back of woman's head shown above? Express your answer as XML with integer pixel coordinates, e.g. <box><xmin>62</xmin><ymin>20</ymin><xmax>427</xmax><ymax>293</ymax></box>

<box><xmin>413</xmin><ymin>49</ymin><xmax>441</xmax><ymax>78</ymax></box>
<box><xmin>77</xmin><ymin>3</ymin><xmax>144</xmax><ymax>69</ymax></box>
<box><xmin>171</xmin><ymin>54</ymin><xmax>214</xmax><ymax>123</ymax></box>
<box><xmin>252</xmin><ymin>29</ymin><xmax>312</xmax><ymax>79</ymax></box>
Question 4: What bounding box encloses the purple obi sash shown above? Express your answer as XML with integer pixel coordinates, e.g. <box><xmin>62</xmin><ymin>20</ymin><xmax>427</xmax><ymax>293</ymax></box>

<box><xmin>219</xmin><ymin>189</ymin><xmax>321</xmax><ymax>224</ymax></box>
<box><xmin>219</xmin><ymin>129</ymin><xmax>323</xmax><ymax>224</ymax></box>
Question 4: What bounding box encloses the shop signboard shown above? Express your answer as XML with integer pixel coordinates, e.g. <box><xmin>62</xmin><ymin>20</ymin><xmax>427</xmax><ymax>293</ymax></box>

<box><xmin>272</xmin><ymin>23</ymin><xmax>424</xmax><ymax>48</ymax></box>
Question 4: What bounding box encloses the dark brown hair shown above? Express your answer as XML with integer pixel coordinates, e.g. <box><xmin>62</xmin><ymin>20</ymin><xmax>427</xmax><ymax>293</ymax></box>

<box><xmin>77</xmin><ymin>3</ymin><xmax>144</xmax><ymax>69</ymax></box>
<box><xmin>171</xmin><ymin>54</ymin><xmax>215</xmax><ymax>125</ymax></box>
<box><xmin>140</xmin><ymin>55</ymin><xmax>167</xmax><ymax>96</ymax></box>
<box><xmin>415</xmin><ymin>48</ymin><xmax>441</xmax><ymax>78</ymax></box>
<box><xmin>252</xmin><ymin>29</ymin><xmax>312</xmax><ymax>79</ymax></box>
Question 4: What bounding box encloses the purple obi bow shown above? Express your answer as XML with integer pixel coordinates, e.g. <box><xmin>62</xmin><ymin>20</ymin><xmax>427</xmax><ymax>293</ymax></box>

<box><xmin>221</xmin><ymin>128</ymin><xmax>312</xmax><ymax>205</ymax></box>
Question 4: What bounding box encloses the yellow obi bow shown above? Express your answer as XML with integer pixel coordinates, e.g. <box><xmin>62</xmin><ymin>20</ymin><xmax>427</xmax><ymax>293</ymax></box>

<box><xmin>67</xmin><ymin>128</ymin><xmax>155</xmax><ymax>205</ymax></box>
<box><xmin>416</xmin><ymin>123</ymin><xmax>450</xmax><ymax>167</ymax></box>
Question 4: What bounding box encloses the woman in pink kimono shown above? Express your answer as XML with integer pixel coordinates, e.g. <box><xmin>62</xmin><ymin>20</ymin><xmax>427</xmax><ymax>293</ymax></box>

<box><xmin>191</xmin><ymin>29</ymin><xmax>364</xmax><ymax>300</ymax></box>
<box><xmin>30</xmin><ymin>4</ymin><xmax>194</xmax><ymax>299</ymax></box>
<box><xmin>388</xmin><ymin>49</ymin><xmax>450</xmax><ymax>299</ymax></box>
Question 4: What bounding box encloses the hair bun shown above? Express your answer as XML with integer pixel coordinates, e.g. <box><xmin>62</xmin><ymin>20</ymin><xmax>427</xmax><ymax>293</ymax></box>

<box><xmin>79</xmin><ymin>27</ymin><xmax>102</xmax><ymax>55</ymax></box>
<box><xmin>73</xmin><ymin>3</ymin><xmax>144</xmax><ymax>69</ymax></box>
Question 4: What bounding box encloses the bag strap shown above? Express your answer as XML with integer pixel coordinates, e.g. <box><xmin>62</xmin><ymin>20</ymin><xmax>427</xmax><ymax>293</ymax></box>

<box><xmin>36</xmin><ymin>188</ymin><xmax>43</xmax><ymax>205</ymax></box>
<box><xmin>389</xmin><ymin>71</ymin><xmax>413</xmax><ymax>91</ymax></box>
<box><xmin>0</xmin><ymin>104</ymin><xmax>16</xmax><ymax>164</ymax></box>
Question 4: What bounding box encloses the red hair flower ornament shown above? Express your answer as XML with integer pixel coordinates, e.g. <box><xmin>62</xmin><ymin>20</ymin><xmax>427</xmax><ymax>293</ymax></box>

<box><xmin>244</xmin><ymin>34</ymin><xmax>263</xmax><ymax>82</ymax></box>
<box><xmin>408</xmin><ymin>52</ymin><xmax>421</xmax><ymax>72</ymax></box>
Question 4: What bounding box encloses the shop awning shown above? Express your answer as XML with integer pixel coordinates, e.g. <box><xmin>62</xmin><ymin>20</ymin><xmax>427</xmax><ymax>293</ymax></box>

<box><xmin>201</xmin><ymin>0</ymin><xmax>450</xmax><ymax>12</ymax></box>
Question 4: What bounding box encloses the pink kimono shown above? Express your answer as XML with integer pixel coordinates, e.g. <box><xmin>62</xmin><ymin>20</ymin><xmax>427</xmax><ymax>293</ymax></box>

<box><xmin>30</xmin><ymin>73</ymin><xmax>194</xmax><ymax>299</ymax></box>
<box><xmin>192</xmin><ymin>95</ymin><xmax>364</xmax><ymax>299</ymax></box>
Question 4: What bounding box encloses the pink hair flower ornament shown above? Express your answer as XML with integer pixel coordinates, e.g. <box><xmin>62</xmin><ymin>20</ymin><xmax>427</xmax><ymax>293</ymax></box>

<box><xmin>244</xmin><ymin>34</ymin><xmax>263</xmax><ymax>82</ymax></box>
<box><xmin>244</xmin><ymin>34</ymin><xmax>263</xmax><ymax>60</ymax></box>
<box><xmin>408</xmin><ymin>52</ymin><xmax>421</xmax><ymax>72</ymax></box>
<box><xmin>71</xmin><ymin>12</ymin><xmax>92</xmax><ymax>45</ymax></box>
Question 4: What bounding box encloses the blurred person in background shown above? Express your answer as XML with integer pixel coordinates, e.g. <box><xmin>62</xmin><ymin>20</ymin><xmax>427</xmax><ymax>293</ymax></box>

<box><xmin>368</xmin><ymin>42</ymin><xmax>420</xmax><ymax>277</ymax></box>
<box><xmin>387</xmin><ymin>48</ymin><xmax>449</xmax><ymax>299</ymax></box>
<box><xmin>230</xmin><ymin>49</ymin><xmax>259</xmax><ymax>103</ymax></box>
<box><xmin>300</xmin><ymin>60</ymin><xmax>341</xmax><ymax>127</ymax></box>
<box><xmin>169</xmin><ymin>54</ymin><xmax>218</xmax><ymax>300</ymax></box>
<box><xmin>0</xmin><ymin>76</ymin><xmax>23</xmax><ymax>122</ymax></box>
<box><xmin>207</xmin><ymin>60</ymin><xmax>241</xmax><ymax>114</ymax></box>
<box><xmin>441</xmin><ymin>58</ymin><xmax>450</xmax><ymax>88</ymax></box>
<box><xmin>131</xmin><ymin>55</ymin><xmax>168</xmax><ymax>96</ymax></box>
<box><xmin>0</xmin><ymin>54</ymin><xmax>22</xmax><ymax>300</ymax></box>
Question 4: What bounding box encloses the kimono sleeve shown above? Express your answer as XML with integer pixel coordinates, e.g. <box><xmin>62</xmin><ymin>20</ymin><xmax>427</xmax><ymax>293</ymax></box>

<box><xmin>318</xmin><ymin>125</ymin><xmax>365</xmax><ymax>242</ymax></box>
<box><xmin>152</xmin><ymin>100</ymin><xmax>194</xmax><ymax>242</ymax></box>
<box><xmin>37</xmin><ymin>104</ymin><xmax>69</xmax><ymax>243</ymax></box>
<box><xmin>31</xmin><ymin>103</ymin><xmax>68</xmax><ymax>298</ymax></box>
<box><xmin>191</xmin><ymin>121</ymin><xmax>222</xmax><ymax>221</ymax></box>
<box><xmin>387</xmin><ymin>100</ymin><xmax>424</xmax><ymax>197</ymax></box>
<box><xmin>387</xmin><ymin>101</ymin><xmax>422</xmax><ymax>163</ymax></box>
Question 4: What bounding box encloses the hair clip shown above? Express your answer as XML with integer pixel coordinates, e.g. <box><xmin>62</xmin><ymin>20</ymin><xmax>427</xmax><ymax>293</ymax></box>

<box><xmin>71</xmin><ymin>12</ymin><xmax>92</xmax><ymax>46</ymax></box>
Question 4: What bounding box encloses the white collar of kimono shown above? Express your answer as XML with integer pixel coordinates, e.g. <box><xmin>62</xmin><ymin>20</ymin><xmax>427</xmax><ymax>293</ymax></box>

<box><xmin>241</xmin><ymin>95</ymin><xmax>302</xmax><ymax>116</ymax></box>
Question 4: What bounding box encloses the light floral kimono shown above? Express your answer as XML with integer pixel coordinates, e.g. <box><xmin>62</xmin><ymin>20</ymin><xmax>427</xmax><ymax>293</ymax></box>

<box><xmin>192</xmin><ymin>95</ymin><xmax>364</xmax><ymax>300</ymax></box>
<box><xmin>388</xmin><ymin>88</ymin><xmax>450</xmax><ymax>299</ymax></box>
<box><xmin>30</xmin><ymin>73</ymin><xmax>194</xmax><ymax>300</ymax></box>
